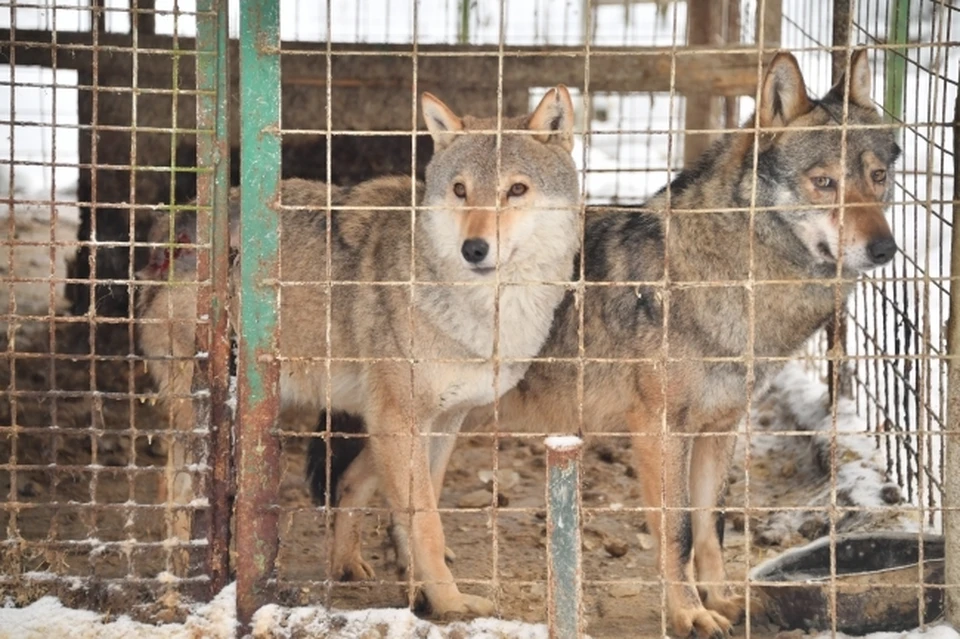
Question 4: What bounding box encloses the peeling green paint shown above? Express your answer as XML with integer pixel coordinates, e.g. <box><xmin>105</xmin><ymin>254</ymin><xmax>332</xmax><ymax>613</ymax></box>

<box><xmin>546</xmin><ymin>441</ymin><xmax>583</xmax><ymax>638</ymax></box>
<box><xmin>236</xmin><ymin>0</ymin><xmax>282</xmax><ymax>631</ymax></box>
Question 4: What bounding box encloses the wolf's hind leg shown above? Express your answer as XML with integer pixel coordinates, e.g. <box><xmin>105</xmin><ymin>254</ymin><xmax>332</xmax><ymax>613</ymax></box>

<box><xmin>629</xmin><ymin>410</ymin><xmax>731</xmax><ymax>639</ymax></box>
<box><xmin>329</xmin><ymin>445</ymin><xmax>379</xmax><ymax>581</ymax></box>
<box><xmin>691</xmin><ymin>430</ymin><xmax>744</xmax><ymax>625</ymax></box>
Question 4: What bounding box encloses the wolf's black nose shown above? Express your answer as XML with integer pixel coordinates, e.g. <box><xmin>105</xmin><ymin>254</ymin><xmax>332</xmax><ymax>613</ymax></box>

<box><xmin>867</xmin><ymin>237</ymin><xmax>898</xmax><ymax>264</ymax></box>
<box><xmin>461</xmin><ymin>238</ymin><xmax>489</xmax><ymax>264</ymax></box>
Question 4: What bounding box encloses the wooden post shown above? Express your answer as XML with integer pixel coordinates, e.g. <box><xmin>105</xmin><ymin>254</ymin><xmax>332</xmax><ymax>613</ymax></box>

<box><xmin>944</xmin><ymin>69</ymin><xmax>960</xmax><ymax>630</ymax></box>
<box><xmin>756</xmin><ymin>0</ymin><xmax>782</xmax><ymax>51</ymax></box>
<box><xmin>683</xmin><ymin>0</ymin><xmax>725</xmax><ymax>167</ymax></box>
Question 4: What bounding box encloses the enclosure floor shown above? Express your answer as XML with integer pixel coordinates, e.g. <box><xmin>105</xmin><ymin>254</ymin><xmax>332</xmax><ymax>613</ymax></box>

<box><xmin>275</xmin><ymin>432</ymin><xmax>794</xmax><ymax>638</ymax></box>
<box><xmin>0</xmin><ymin>322</ymin><xmax>911</xmax><ymax>637</ymax></box>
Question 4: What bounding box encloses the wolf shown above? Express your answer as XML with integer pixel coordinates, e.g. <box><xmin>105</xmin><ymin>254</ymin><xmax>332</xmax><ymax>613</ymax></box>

<box><xmin>137</xmin><ymin>86</ymin><xmax>582</xmax><ymax>616</ymax></box>
<box><xmin>307</xmin><ymin>50</ymin><xmax>900</xmax><ymax>637</ymax></box>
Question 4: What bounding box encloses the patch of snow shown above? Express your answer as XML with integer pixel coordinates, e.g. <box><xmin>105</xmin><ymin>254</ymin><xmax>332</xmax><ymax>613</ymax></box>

<box><xmin>252</xmin><ymin>602</ymin><xmax>549</xmax><ymax>639</ymax></box>
<box><xmin>0</xmin><ymin>582</ymin><xmax>550</xmax><ymax>639</ymax></box>
<box><xmin>732</xmin><ymin>362</ymin><xmax>918</xmax><ymax>548</ymax></box>
<box><xmin>0</xmin><ymin>581</ymin><xmax>236</xmax><ymax>639</ymax></box>
<box><xmin>544</xmin><ymin>435</ymin><xmax>583</xmax><ymax>451</ymax></box>
<box><xmin>811</xmin><ymin>624</ymin><xmax>960</xmax><ymax>639</ymax></box>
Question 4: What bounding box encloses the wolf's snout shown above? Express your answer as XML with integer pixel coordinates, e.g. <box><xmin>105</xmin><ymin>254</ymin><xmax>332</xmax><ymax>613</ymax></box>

<box><xmin>461</xmin><ymin>238</ymin><xmax>490</xmax><ymax>264</ymax></box>
<box><xmin>867</xmin><ymin>236</ymin><xmax>897</xmax><ymax>265</ymax></box>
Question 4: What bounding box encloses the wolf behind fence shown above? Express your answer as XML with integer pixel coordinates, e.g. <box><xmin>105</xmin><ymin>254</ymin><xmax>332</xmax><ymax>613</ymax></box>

<box><xmin>137</xmin><ymin>86</ymin><xmax>582</xmax><ymax>616</ymax></box>
<box><xmin>308</xmin><ymin>50</ymin><xmax>900</xmax><ymax>637</ymax></box>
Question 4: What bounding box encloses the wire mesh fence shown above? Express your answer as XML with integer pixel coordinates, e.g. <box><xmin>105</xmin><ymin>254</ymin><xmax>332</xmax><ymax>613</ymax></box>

<box><xmin>0</xmin><ymin>1</ymin><xmax>955</xmax><ymax>637</ymax></box>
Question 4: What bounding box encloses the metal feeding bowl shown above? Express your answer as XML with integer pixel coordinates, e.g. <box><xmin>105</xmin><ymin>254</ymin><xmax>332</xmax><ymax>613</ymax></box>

<box><xmin>750</xmin><ymin>532</ymin><xmax>945</xmax><ymax>634</ymax></box>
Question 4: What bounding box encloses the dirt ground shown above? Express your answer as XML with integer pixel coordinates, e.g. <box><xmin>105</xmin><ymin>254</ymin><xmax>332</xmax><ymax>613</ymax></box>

<box><xmin>0</xmin><ymin>308</ymin><xmax>916</xmax><ymax>637</ymax></box>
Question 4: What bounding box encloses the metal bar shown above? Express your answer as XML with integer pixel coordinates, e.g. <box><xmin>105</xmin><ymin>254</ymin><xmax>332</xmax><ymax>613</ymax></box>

<box><xmin>944</xmin><ymin>73</ymin><xmax>960</xmax><ymax>628</ymax></box>
<box><xmin>545</xmin><ymin>436</ymin><xmax>584</xmax><ymax>639</ymax></box>
<box><xmin>826</xmin><ymin>0</ymin><xmax>854</xmax><ymax>405</ymax></box>
<box><xmin>236</xmin><ymin>0</ymin><xmax>282</xmax><ymax>631</ymax></box>
<box><xmin>884</xmin><ymin>0</ymin><xmax>910</xmax><ymax>123</ymax></box>
<box><xmin>195</xmin><ymin>0</ymin><xmax>232</xmax><ymax>600</ymax></box>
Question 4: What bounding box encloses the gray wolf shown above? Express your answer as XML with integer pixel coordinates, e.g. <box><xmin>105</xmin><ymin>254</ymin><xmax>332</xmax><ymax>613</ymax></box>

<box><xmin>137</xmin><ymin>86</ymin><xmax>582</xmax><ymax>617</ymax></box>
<box><xmin>308</xmin><ymin>49</ymin><xmax>899</xmax><ymax>637</ymax></box>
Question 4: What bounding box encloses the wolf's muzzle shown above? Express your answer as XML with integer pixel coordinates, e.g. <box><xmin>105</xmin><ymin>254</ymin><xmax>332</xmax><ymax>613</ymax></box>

<box><xmin>867</xmin><ymin>237</ymin><xmax>897</xmax><ymax>265</ymax></box>
<box><xmin>461</xmin><ymin>238</ymin><xmax>490</xmax><ymax>264</ymax></box>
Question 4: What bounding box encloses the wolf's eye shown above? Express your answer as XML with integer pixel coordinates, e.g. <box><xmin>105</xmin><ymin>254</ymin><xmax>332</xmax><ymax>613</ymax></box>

<box><xmin>812</xmin><ymin>176</ymin><xmax>836</xmax><ymax>190</ymax></box>
<box><xmin>453</xmin><ymin>182</ymin><xmax>467</xmax><ymax>198</ymax></box>
<box><xmin>872</xmin><ymin>169</ymin><xmax>887</xmax><ymax>184</ymax></box>
<box><xmin>508</xmin><ymin>183</ymin><xmax>528</xmax><ymax>197</ymax></box>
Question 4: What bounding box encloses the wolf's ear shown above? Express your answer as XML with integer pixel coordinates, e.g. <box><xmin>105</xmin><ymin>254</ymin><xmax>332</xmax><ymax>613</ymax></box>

<box><xmin>827</xmin><ymin>49</ymin><xmax>874</xmax><ymax>109</ymax></box>
<box><xmin>527</xmin><ymin>85</ymin><xmax>576</xmax><ymax>153</ymax></box>
<box><xmin>758</xmin><ymin>52</ymin><xmax>812</xmax><ymax>129</ymax></box>
<box><xmin>422</xmin><ymin>92</ymin><xmax>464</xmax><ymax>152</ymax></box>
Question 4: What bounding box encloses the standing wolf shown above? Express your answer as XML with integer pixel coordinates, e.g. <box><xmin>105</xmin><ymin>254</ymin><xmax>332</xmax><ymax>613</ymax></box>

<box><xmin>309</xmin><ymin>50</ymin><xmax>900</xmax><ymax>636</ymax></box>
<box><xmin>138</xmin><ymin>86</ymin><xmax>581</xmax><ymax>616</ymax></box>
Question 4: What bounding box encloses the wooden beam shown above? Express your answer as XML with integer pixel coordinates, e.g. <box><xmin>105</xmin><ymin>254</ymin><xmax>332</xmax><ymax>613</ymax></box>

<box><xmin>135</xmin><ymin>0</ymin><xmax>156</xmax><ymax>37</ymax></box>
<box><xmin>0</xmin><ymin>29</ymin><xmax>771</xmax><ymax>97</ymax></box>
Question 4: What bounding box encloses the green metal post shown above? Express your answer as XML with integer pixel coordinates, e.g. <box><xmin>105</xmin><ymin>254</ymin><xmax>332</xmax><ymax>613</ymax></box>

<box><xmin>884</xmin><ymin>0</ymin><xmax>909</xmax><ymax>123</ymax></box>
<box><xmin>237</xmin><ymin>0</ymin><xmax>282</xmax><ymax>630</ymax></box>
<box><xmin>545</xmin><ymin>436</ymin><xmax>584</xmax><ymax>638</ymax></box>
<box><xmin>195</xmin><ymin>0</ymin><xmax>232</xmax><ymax>599</ymax></box>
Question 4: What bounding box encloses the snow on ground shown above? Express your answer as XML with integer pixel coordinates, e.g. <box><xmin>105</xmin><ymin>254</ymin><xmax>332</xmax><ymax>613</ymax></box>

<box><xmin>810</xmin><ymin>627</ymin><xmax>960</xmax><ymax>639</ymax></box>
<box><xmin>0</xmin><ymin>581</ymin><xmax>236</xmax><ymax>639</ymax></box>
<box><xmin>730</xmin><ymin>362</ymin><xmax>920</xmax><ymax>549</ymax></box>
<box><xmin>252</xmin><ymin>603</ymin><xmax>548</xmax><ymax>639</ymax></box>
<box><xmin>1</xmin><ymin>584</ymin><xmax>955</xmax><ymax>639</ymax></box>
<box><xmin>0</xmin><ymin>581</ymin><xmax>551</xmax><ymax>639</ymax></box>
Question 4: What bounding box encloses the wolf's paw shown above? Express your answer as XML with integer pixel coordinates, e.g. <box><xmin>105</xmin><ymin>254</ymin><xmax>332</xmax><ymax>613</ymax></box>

<box><xmin>670</xmin><ymin>606</ymin><xmax>732</xmax><ymax>639</ymax></box>
<box><xmin>430</xmin><ymin>593</ymin><xmax>496</xmax><ymax>619</ymax></box>
<box><xmin>334</xmin><ymin>556</ymin><xmax>376</xmax><ymax>581</ymax></box>
<box><xmin>444</xmin><ymin>545</ymin><xmax>457</xmax><ymax>564</ymax></box>
<box><xmin>703</xmin><ymin>592</ymin><xmax>745</xmax><ymax>626</ymax></box>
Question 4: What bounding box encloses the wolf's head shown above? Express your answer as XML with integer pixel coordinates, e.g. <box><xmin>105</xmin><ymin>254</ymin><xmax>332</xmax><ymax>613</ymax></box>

<box><xmin>746</xmin><ymin>50</ymin><xmax>900</xmax><ymax>274</ymax></box>
<box><xmin>419</xmin><ymin>87</ymin><xmax>580</xmax><ymax>278</ymax></box>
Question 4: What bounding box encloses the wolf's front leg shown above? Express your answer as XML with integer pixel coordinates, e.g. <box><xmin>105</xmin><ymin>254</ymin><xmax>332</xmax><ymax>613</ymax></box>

<box><xmin>393</xmin><ymin>413</ymin><xmax>464</xmax><ymax>576</ymax></box>
<box><xmin>629</xmin><ymin>411</ymin><xmax>732</xmax><ymax>639</ymax></box>
<box><xmin>367</xmin><ymin>398</ymin><xmax>494</xmax><ymax>618</ymax></box>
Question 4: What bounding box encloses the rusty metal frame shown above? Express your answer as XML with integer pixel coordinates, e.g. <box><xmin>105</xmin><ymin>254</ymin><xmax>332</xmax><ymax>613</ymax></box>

<box><xmin>194</xmin><ymin>0</ymin><xmax>232</xmax><ymax>600</ymax></box>
<box><xmin>235</xmin><ymin>0</ymin><xmax>282</xmax><ymax>631</ymax></box>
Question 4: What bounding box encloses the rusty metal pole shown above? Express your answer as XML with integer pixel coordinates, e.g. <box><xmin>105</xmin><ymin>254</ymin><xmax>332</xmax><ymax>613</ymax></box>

<box><xmin>545</xmin><ymin>436</ymin><xmax>584</xmax><ymax>639</ymax></box>
<box><xmin>195</xmin><ymin>0</ymin><xmax>232</xmax><ymax>599</ymax></box>
<box><xmin>944</xmin><ymin>74</ymin><xmax>960</xmax><ymax>628</ymax></box>
<box><xmin>236</xmin><ymin>0</ymin><xmax>282</xmax><ymax>631</ymax></box>
<box><xmin>826</xmin><ymin>0</ymin><xmax>853</xmax><ymax>402</ymax></box>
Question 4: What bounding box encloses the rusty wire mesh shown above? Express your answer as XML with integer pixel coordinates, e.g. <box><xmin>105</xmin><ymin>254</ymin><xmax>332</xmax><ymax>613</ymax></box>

<box><xmin>0</xmin><ymin>1</ymin><xmax>955</xmax><ymax>637</ymax></box>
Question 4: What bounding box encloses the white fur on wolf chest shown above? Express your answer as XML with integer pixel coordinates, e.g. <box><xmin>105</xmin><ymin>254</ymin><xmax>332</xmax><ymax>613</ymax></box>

<box><xmin>414</xmin><ymin>282</ymin><xmax>566</xmax><ymax>409</ymax></box>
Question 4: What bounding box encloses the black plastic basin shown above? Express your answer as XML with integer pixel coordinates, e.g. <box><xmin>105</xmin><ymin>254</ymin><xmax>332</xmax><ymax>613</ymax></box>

<box><xmin>749</xmin><ymin>532</ymin><xmax>945</xmax><ymax>634</ymax></box>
